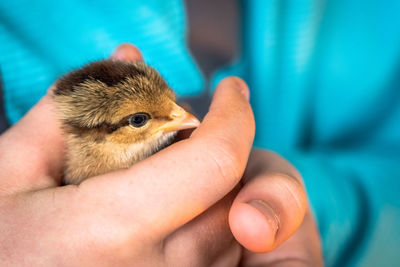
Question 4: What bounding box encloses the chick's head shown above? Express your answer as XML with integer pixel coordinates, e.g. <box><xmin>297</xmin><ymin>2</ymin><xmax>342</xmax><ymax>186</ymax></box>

<box><xmin>53</xmin><ymin>60</ymin><xmax>199</xmax><ymax>149</ymax></box>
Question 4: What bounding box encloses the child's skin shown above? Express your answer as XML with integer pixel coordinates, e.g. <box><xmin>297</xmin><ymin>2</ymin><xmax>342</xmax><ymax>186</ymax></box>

<box><xmin>0</xmin><ymin>44</ymin><xmax>322</xmax><ymax>266</ymax></box>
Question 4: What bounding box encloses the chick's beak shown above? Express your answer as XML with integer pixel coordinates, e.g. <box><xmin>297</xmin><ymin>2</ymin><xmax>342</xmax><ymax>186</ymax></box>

<box><xmin>153</xmin><ymin>103</ymin><xmax>200</xmax><ymax>134</ymax></box>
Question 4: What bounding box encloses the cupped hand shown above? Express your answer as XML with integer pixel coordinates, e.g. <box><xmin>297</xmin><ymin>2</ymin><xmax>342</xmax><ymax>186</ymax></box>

<box><xmin>0</xmin><ymin>44</ymin><xmax>323</xmax><ymax>267</ymax></box>
<box><xmin>0</xmin><ymin>44</ymin><xmax>254</xmax><ymax>266</ymax></box>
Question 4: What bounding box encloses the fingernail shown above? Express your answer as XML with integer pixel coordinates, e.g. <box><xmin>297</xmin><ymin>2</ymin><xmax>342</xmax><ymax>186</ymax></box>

<box><xmin>233</xmin><ymin>77</ymin><xmax>250</xmax><ymax>101</ymax></box>
<box><xmin>247</xmin><ymin>200</ymin><xmax>279</xmax><ymax>236</ymax></box>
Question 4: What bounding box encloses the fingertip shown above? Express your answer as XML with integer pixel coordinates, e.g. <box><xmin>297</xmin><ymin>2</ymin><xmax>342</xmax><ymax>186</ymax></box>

<box><xmin>229</xmin><ymin>202</ymin><xmax>277</xmax><ymax>253</ymax></box>
<box><xmin>229</xmin><ymin>174</ymin><xmax>307</xmax><ymax>253</ymax></box>
<box><xmin>111</xmin><ymin>43</ymin><xmax>143</xmax><ymax>62</ymax></box>
<box><xmin>216</xmin><ymin>76</ymin><xmax>250</xmax><ymax>101</ymax></box>
<box><xmin>200</xmin><ymin>76</ymin><xmax>254</xmax><ymax>140</ymax></box>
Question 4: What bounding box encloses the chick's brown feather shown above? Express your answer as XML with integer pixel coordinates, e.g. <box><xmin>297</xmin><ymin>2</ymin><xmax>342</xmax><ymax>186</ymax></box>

<box><xmin>54</xmin><ymin>60</ymin><xmax>175</xmax><ymax>129</ymax></box>
<box><xmin>53</xmin><ymin>60</ymin><xmax>179</xmax><ymax>184</ymax></box>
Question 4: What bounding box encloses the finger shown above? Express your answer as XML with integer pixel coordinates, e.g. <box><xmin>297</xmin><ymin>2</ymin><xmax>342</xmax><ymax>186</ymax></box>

<box><xmin>0</xmin><ymin>44</ymin><xmax>144</xmax><ymax>194</ymax></box>
<box><xmin>78</xmin><ymin>77</ymin><xmax>255</xmax><ymax>237</ymax></box>
<box><xmin>241</xmin><ymin>210</ymin><xmax>323</xmax><ymax>267</ymax></box>
<box><xmin>0</xmin><ymin>95</ymin><xmax>65</xmax><ymax>193</ymax></box>
<box><xmin>163</xmin><ymin>187</ymin><xmax>241</xmax><ymax>266</ymax></box>
<box><xmin>229</xmin><ymin>150</ymin><xmax>307</xmax><ymax>253</ymax></box>
<box><xmin>110</xmin><ymin>43</ymin><xmax>143</xmax><ymax>62</ymax></box>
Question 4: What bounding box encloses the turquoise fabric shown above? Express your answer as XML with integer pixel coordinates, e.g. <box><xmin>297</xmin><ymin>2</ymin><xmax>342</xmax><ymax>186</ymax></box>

<box><xmin>1</xmin><ymin>0</ymin><xmax>400</xmax><ymax>266</ymax></box>
<box><xmin>0</xmin><ymin>0</ymin><xmax>203</xmax><ymax>123</ymax></box>
<box><xmin>213</xmin><ymin>1</ymin><xmax>400</xmax><ymax>266</ymax></box>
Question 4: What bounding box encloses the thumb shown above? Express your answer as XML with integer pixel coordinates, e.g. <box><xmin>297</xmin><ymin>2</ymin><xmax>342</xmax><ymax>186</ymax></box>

<box><xmin>229</xmin><ymin>150</ymin><xmax>307</xmax><ymax>253</ymax></box>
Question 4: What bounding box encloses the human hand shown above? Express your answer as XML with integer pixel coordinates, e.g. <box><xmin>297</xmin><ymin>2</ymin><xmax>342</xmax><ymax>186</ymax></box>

<box><xmin>231</xmin><ymin>149</ymin><xmax>324</xmax><ymax>266</ymax></box>
<box><xmin>0</xmin><ymin>44</ymin><xmax>254</xmax><ymax>266</ymax></box>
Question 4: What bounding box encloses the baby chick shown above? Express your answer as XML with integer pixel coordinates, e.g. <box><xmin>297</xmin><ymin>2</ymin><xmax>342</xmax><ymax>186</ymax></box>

<box><xmin>53</xmin><ymin>60</ymin><xmax>200</xmax><ymax>184</ymax></box>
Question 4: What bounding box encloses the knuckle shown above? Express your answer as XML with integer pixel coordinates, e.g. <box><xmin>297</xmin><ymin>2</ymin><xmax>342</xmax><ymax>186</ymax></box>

<box><xmin>203</xmin><ymin>137</ymin><xmax>244</xmax><ymax>184</ymax></box>
<box><xmin>270</xmin><ymin>172</ymin><xmax>307</xmax><ymax>215</ymax></box>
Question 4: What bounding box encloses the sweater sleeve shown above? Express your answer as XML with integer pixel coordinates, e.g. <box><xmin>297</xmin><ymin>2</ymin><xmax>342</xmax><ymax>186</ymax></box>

<box><xmin>284</xmin><ymin>150</ymin><xmax>400</xmax><ymax>266</ymax></box>
<box><xmin>213</xmin><ymin>1</ymin><xmax>400</xmax><ymax>266</ymax></box>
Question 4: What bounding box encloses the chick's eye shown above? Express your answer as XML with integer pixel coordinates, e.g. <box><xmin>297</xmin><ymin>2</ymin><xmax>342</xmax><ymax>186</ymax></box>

<box><xmin>129</xmin><ymin>113</ymin><xmax>150</xmax><ymax>128</ymax></box>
